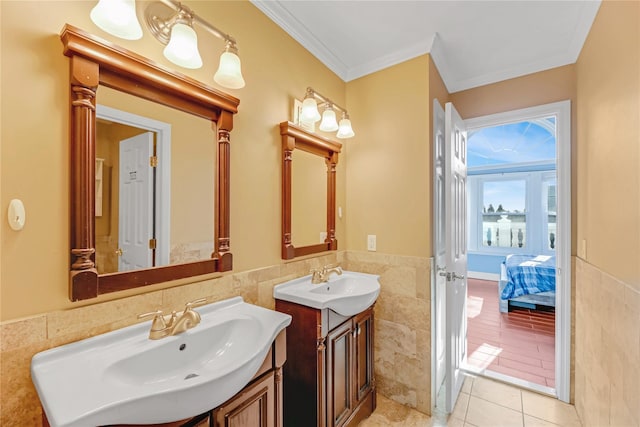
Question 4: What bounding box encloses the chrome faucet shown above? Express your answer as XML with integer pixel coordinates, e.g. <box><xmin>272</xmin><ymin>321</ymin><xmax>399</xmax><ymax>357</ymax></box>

<box><xmin>138</xmin><ymin>298</ymin><xmax>207</xmax><ymax>340</ymax></box>
<box><xmin>311</xmin><ymin>265</ymin><xmax>343</xmax><ymax>284</ymax></box>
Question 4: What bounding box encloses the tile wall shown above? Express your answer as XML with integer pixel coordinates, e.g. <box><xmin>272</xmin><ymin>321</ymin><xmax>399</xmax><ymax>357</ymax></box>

<box><xmin>574</xmin><ymin>257</ymin><xmax>640</xmax><ymax>426</ymax></box>
<box><xmin>0</xmin><ymin>250</ymin><xmax>432</xmax><ymax>425</ymax></box>
<box><xmin>344</xmin><ymin>251</ymin><xmax>432</xmax><ymax>415</ymax></box>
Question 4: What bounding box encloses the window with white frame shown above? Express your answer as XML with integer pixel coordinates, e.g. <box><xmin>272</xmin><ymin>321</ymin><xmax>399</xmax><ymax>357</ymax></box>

<box><xmin>467</xmin><ymin>116</ymin><xmax>557</xmax><ymax>255</ymax></box>
<box><xmin>468</xmin><ymin>170</ymin><xmax>556</xmax><ymax>255</ymax></box>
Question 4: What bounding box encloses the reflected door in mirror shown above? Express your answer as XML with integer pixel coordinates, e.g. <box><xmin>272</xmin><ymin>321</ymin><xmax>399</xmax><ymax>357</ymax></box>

<box><xmin>95</xmin><ymin>85</ymin><xmax>215</xmax><ymax>275</ymax></box>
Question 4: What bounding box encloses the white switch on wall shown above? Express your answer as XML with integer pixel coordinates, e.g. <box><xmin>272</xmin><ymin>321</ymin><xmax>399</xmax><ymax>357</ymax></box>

<box><xmin>367</xmin><ymin>235</ymin><xmax>376</xmax><ymax>251</ymax></box>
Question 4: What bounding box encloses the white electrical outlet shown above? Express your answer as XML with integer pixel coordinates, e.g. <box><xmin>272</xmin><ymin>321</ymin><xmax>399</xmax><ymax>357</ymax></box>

<box><xmin>367</xmin><ymin>235</ymin><xmax>377</xmax><ymax>251</ymax></box>
<box><xmin>320</xmin><ymin>231</ymin><xmax>328</xmax><ymax>242</ymax></box>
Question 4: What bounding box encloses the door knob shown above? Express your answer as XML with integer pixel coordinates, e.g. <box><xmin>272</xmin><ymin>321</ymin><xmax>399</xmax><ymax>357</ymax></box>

<box><xmin>115</xmin><ymin>248</ymin><xmax>123</xmax><ymax>256</ymax></box>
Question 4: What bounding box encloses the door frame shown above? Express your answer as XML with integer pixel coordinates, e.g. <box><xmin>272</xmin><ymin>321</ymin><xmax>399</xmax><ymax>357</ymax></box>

<box><xmin>430</xmin><ymin>100</ymin><xmax>446</xmax><ymax>409</ymax></box>
<box><xmin>96</xmin><ymin>104</ymin><xmax>172</xmax><ymax>267</ymax></box>
<box><xmin>462</xmin><ymin>100</ymin><xmax>572</xmax><ymax>402</ymax></box>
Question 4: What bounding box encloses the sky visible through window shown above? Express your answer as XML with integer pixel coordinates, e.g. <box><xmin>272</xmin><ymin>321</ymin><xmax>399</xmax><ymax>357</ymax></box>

<box><xmin>483</xmin><ymin>180</ymin><xmax>526</xmax><ymax>212</ymax></box>
<box><xmin>468</xmin><ymin>117</ymin><xmax>556</xmax><ymax>168</ymax></box>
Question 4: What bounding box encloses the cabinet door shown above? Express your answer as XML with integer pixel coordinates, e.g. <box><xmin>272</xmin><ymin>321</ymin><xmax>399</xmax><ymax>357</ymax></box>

<box><xmin>354</xmin><ymin>309</ymin><xmax>374</xmax><ymax>403</ymax></box>
<box><xmin>326</xmin><ymin>320</ymin><xmax>353</xmax><ymax>427</ymax></box>
<box><xmin>213</xmin><ymin>371</ymin><xmax>275</xmax><ymax>427</ymax></box>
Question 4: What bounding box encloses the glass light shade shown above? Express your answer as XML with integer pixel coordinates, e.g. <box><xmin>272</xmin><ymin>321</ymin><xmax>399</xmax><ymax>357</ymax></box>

<box><xmin>319</xmin><ymin>109</ymin><xmax>339</xmax><ymax>132</ymax></box>
<box><xmin>163</xmin><ymin>23</ymin><xmax>203</xmax><ymax>69</ymax></box>
<box><xmin>90</xmin><ymin>0</ymin><xmax>143</xmax><ymax>40</ymax></box>
<box><xmin>336</xmin><ymin>118</ymin><xmax>355</xmax><ymax>138</ymax></box>
<box><xmin>214</xmin><ymin>51</ymin><xmax>246</xmax><ymax>89</ymax></box>
<box><xmin>300</xmin><ymin>98</ymin><xmax>321</xmax><ymax>123</ymax></box>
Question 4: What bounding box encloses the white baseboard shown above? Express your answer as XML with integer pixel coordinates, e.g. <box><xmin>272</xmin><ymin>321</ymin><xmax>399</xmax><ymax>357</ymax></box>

<box><xmin>468</xmin><ymin>271</ymin><xmax>500</xmax><ymax>281</ymax></box>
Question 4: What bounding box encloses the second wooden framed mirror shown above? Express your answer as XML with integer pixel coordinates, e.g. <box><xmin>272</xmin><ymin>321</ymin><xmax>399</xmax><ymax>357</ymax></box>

<box><xmin>280</xmin><ymin>122</ymin><xmax>342</xmax><ymax>260</ymax></box>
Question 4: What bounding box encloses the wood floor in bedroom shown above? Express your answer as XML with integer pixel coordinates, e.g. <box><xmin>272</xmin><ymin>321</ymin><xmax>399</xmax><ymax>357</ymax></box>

<box><xmin>466</xmin><ymin>278</ymin><xmax>556</xmax><ymax>388</ymax></box>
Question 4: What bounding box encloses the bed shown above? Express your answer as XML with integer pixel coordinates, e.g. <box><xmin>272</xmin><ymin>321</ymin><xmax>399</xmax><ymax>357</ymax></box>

<box><xmin>498</xmin><ymin>254</ymin><xmax>556</xmax><ymax>313</ymax></box>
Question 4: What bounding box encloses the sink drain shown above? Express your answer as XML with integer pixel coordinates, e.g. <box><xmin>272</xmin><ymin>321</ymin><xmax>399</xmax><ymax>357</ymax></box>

<box><xmin>184</xmin><ymin>373</ymin><xmax>199</xmax><ymax>380</ymax></box>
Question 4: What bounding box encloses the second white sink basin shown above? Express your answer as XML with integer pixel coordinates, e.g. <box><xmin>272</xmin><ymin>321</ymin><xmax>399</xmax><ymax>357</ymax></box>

<box><xmin>274</xmin><ymin>270</ymin><xmax>380</xmax><ymax>316</ymax></box>
<box><xmin>31</xmin><ymin>297</ymin><xmax>291</xmax><ymax>427</ymax></box>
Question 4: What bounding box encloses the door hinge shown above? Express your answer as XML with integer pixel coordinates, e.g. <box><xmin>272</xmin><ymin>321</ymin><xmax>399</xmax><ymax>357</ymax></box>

<box><xmin>150</xmin><ymin>156</ymin><xmax>158</xmax><ymax>167</ymax></box>
<box><xmin>149</xmin><ymin>238</ymin><xmax>157</xmax><ymax>250</ymax></box>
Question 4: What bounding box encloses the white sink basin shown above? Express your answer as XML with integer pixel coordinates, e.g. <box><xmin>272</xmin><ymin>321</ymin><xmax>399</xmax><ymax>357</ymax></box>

<box><xmin>274</xmin><ymin>270</ymin><xmax>380</xmax><ymax>316</ymax></box>
<box><xmin>31</xmin><ymin>297</ymin><xmax>291</xmax><ymax>427</ymax></box>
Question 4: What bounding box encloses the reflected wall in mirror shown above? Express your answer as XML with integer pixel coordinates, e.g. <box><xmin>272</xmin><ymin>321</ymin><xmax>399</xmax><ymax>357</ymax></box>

<box><xmin>61</xmin><ymin>24</ymin><xmax>238</xmax><ymax>301</ymax></box>
<box><xmin>95</xmin><ymin>86</ymin><xmax>215</xmax><ymax>275</ymax></box>
<box><xmin>280</xmin><ymin>122</ymin><xmax>341</xmax><ymax>260</ymax></box>
<box><xmin>291</xmin><ymin>149</ymin><xmax>327</xmax><ymax>248</ymax></box>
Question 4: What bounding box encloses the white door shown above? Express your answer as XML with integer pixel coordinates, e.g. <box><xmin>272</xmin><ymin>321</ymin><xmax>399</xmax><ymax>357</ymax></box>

<box><xmin>432</xmin><ymin>100</ymin><xmax>447</xmax><ymax>399</ymax></box>
<box><xmin>118</xmin><ymin>132</ymin><xmax>154</xmax><ymax>271</ymax></box>
<box><xmin>444</xmin><ymin>102</ymin><xmax>468</xmax><ymax>412</ymax></box>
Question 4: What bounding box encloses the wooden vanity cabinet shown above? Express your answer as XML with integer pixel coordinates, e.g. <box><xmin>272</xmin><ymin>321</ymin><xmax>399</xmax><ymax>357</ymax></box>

<box><xmin>41</xmin><ymin>331</ymin><xmax>286</xmax><ymax>427</ymax></box>
<box><xmin>275</xmin><ymin>301</ymin><xmax>375</xmax><ymax>427</ymax></box>
<box><xmin>212</xmin><ymin>369</ymin><xmax>276</xmax><ymax>427</ymax></box>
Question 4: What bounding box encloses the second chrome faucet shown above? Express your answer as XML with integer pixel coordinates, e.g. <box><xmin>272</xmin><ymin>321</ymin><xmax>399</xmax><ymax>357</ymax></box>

<box><xmin>138</xmin><ymin>298</ymin><xmax>207</xmax><ymax>340</ymax></box>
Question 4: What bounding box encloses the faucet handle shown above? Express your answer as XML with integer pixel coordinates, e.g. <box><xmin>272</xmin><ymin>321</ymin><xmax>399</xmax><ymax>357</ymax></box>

<box><xmin>183</xmin><ymin>298</ymin><xmax>206</xmax><ymax>323</ymax></box>
<box><xmin>311</xmin><ymin>268</ymin><xmax>324</xmax><ymax>283</ymax></box>
<box><xmin>184</xmin><ymin>298</ymin><xmax>207</xmax><ymax>311</ymax></box>
<box><xmin>138</xmin><ymin>310</ymin><xmax>167</xmax><ymax>331</ymax></box>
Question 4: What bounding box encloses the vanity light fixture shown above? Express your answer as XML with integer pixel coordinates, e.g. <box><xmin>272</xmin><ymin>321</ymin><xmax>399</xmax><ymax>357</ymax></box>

<box><xmin>90</xmin><ymin>0</ymin><xmax>143</xmax><ymax>40</ymax></box>
<box><xmin>90</xmin><ymin>0</ymin><xmax>245</xmax><ymax>89</ymax></box>
<box><xmin>161</xmin><ymin>12</ymin><xmax>202</xmax><ymax>69</ymax></box>
<box><xmin>145</xmin><ymin>0</ymin><xmax>245</xmax><ymax>88</ymax></box>
<box><xmin>319</xmin><ymin>104</ymin><xmax>339</xmax><ymax>132</ymax></box>
<box><xmin>336</xmin><ymin>113</ymin><xmax>355</xmax><ymax>139</ymax></box>
<box><xmin>301</xmin><ymin>89</ymin><xmax>322</xmax><ymax>123</ymax></box>
<box><xmin>300</xmin><ymin>87</ymin><xmax>355</xmax><ymax>139</ymax></box>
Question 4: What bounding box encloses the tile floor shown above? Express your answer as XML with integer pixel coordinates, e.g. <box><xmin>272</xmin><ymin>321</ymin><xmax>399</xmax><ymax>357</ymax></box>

<box><xmin>466</xmin><ymin>279</ymin><xmax>555</xmax><ymax>388</ymax></box>
<box><xmin>359</xmin><ymin>374</ymin><xmax>582</xmax><ymax>426</ymax></box>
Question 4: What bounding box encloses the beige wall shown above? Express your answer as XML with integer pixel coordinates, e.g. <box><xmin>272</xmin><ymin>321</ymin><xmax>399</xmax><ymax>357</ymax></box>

<box><xmin>450</xmin><ymin>64</ymin><xmax>577</xmax><ymax>120</ymax></box>
<box><xmin>575</xmin><ymin>0</ymin><xmax>639</xmax><ymax>285</ymax></box>
<box><xmin>574</xmin><ymin>1</ymin><xmax>639</xmax><ymax>425</ymax></box>
<box><xmin>345</xmin><ymin>55</ymin><xmax>432</xmax><ymax>257</ymax></box>
<box><xmin>0</xmin><ymin>0</ymin><xmax>346</xmax><ymax>320</ymax></box>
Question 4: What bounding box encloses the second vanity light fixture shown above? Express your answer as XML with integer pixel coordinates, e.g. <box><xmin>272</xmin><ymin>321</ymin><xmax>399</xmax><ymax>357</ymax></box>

<box><xmin>301</xmin><ymin>87</ymin><xmax>355</xmax><ymax>139</ymax></box>
<box><xmin>90</xmin><ymin>0</ymin><xmax>245</xmax><ymax>89</ymax></box>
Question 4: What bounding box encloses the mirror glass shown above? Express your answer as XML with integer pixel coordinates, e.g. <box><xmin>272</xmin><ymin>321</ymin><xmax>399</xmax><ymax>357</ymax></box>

<box><xmin>280</xmin><ymin>121</ymin><xmax>340</xmax><ymax>259</ymax></box>
<box><xmin>95</xmin><ymin>86</ymin><xmax>214</xmax><ymax>275</ymax></box>
<box><xmin>291</xmin><ymin>149</ymin><xmax>327</xmax><ymax>247</ymax></box>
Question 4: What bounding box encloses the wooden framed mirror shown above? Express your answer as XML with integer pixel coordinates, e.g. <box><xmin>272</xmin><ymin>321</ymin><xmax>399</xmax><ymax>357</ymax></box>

<box><xmin>280</xmin><ymin>122</ymin><xmax>342</xmax><ymax>259</ymax></box>
<box><xmin>61</xmin><ymin>25</ymin><xmax>238</xmax><ymax>301</ymax></box>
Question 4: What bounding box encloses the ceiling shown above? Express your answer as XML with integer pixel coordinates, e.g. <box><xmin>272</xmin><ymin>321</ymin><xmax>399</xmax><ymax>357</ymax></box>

<box><xmin>251</xmin><ymin>0</ymin><xmax>601</xmax><ymax>93</ymax></box>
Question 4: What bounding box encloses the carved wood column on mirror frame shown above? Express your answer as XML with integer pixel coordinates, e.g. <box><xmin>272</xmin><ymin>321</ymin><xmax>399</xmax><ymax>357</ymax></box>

<box><xmin>282</xmin><ymin>133</ymin><xmax>295</xmax><ymax>259</ymax></box>
<box><xmin>69</xmin><ymin>54</ymin><xmax>99</xmax><ymax>300</ymax></box>
<box><xmin>215</xmin><ymin>110</ymin><xmax>233</xmax><ymax>271</ymax></box>
<box><xmin>326</xmin><ymin>153</ymin><xmax>338</xmax><ymax>250</ymax></box>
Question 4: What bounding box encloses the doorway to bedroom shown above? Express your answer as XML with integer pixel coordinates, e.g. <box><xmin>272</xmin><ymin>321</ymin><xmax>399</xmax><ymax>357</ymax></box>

<box><xmin>463</xmin><ymin>101</ymin><xmax>571</xmax><ymax>399</ymax></box>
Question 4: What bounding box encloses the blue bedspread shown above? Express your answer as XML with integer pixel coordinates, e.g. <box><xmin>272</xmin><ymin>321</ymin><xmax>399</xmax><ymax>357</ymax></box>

<box><xmin>501</xmin><ymin>254</ymin><xmax>556</xmax><ymax>300</ymax></box>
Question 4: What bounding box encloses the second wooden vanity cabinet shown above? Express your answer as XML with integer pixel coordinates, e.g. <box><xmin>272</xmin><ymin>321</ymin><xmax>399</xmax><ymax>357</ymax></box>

<box><xmin>275</xmin><ymin>301</ymin><xmax>375</xmax><ymax>427</ymax></box>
